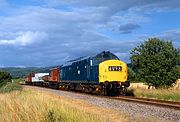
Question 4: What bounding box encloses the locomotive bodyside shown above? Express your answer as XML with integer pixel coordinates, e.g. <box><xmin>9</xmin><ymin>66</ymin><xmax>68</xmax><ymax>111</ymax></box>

<box><xmin>60</xmin><ymin>57</ymin><xmax>99</xmax><ymax>83</ymax></box>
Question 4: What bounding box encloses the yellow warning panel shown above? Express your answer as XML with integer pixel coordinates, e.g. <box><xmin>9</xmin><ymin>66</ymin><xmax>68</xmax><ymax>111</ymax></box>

<box><xmin>99</xmin><ymin>60</ymin><xmax>127</xmax><ymax>83</ymax></box>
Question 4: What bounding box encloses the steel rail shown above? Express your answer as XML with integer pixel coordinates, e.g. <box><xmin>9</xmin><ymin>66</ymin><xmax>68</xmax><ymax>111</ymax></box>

<box><xmin>110</xmin><ymin>96</ymin><xmax>180</xmax><ymax>110</ymax></box>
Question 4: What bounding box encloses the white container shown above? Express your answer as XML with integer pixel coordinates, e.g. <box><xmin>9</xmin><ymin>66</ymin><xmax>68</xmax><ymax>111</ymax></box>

<box><xmin>32</xmin><ymin>73</ymin><xmax>49</xmax><ymax>82</ymax></box>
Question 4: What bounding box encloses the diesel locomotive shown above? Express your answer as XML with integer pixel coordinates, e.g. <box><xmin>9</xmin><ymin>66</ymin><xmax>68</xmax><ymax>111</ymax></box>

<box><xmin>60</xmin><ymin>51</ymin><xmax>129</xmax><ymax>95</ymax></box>
<box><xmin>25</xmin><ymin>51</ymin><xmax>130</xmax><ymax>95</ymax></box>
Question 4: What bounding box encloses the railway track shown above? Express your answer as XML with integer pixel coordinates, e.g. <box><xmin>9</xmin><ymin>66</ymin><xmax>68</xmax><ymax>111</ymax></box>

<box><xmin>110</xmin><ymin>96</ymin><xmax>180</xmax><ymax>110</ymax></box>
<box><xmin>23</xmin><ymin>84</ymin><xmax>180</xmax><ymax>110</ymax></box>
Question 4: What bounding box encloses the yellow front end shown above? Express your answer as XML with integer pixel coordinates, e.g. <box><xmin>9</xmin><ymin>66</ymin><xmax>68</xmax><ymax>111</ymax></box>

<box><xmin>99</xmin><ymin>60</ymin><xmax>128</xmax><ymax>83</ymax></box>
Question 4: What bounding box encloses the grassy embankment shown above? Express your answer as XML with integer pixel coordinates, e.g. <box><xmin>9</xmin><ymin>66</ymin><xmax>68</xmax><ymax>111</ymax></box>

<box><xmin>0</xmin><ymin>87</ymin><xmax>130</xmax><ymax>122</ymax></box>
<box><xmin>129</xmin><ymin>82</ymin><xmax>180</xmax><ymax>102</ymax></box>
<box><xmin>0</xmin><ymin>80</ymin><xmax>166</xmax><ymax>122</ymax></box>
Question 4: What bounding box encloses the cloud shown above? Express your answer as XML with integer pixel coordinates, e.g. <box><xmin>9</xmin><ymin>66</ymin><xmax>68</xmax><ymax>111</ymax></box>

<box><xmin>137</xmin><ymin>29</ymin><xmax>180</xmax><ymax>48</ymax></box>
<box><xmin>0</xmin><ymin>1</ymin><xmax>179</xmax><ymax>66</ymax></box>
<box><xmin>118</xmin><ymin>23</ymin><xmax>140</xmax><ymax>34</ymax></box>
<box><xmin>157</xmin><ymin>29</ymin><xmax>180</xmax><ymax>40</ymax></box>
<box><xmin>0</xmin><ymin>31</ymin><xmax>48</xmax><ymax>46</ymax></box>
<box><xmin>44</xmin><ymin>0</ymin><xmax>180</xmax><ymax>12</ymax></box>
<box><xmin>154</xmin><ymin>29</ymin><xmax>180</xmax><ymax>47</ymax></box>
<box><xmin>0</xmin><ymin>6</ymin><xmax>137</xmax><ymax>66</ymax></box>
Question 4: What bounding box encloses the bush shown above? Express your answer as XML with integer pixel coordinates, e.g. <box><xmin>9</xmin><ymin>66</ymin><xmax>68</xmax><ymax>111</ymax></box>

<box><xmin>0</xmin><ymin>71</ymin><xmax>12</xmax><ymax>86</ymax></box>
<box><xmin>0</xmin><ymin>82</ymin><xmax>22</xmax><ymax>93</ymax></box>
<box><xmin>130</xmin><ymin>38</ymin><xmax>180</xmax><ymax>88</ymax></box>
<box><xmin>0</xmin><ymin>71</ymin><xmax>22</xmax><ymax>93</ymax></box>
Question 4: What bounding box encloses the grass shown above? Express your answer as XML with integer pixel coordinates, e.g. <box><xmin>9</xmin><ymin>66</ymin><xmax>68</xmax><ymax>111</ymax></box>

<box><xmin>0</xmin><ymin>80</ymin><xmax>170</xmax><ymax>122</ymax></box>
<box><xmin>0</xmin><ymin>88</ymin><xmax>130</xmax><ymax>122</ymax></box>
<box><xmin>0</xmin><ymin>82</ymin><xmax>22</xmax><ymax>93</ymax></box>
<box><xmin>13</xmin><ymin>78</ymin><xmax>25</xmax><ymax>83</ymax></box>
<box><xmin>132</xmin><ymin>88</ymin><xmax>180</xmax><ymax>102</ymax></box>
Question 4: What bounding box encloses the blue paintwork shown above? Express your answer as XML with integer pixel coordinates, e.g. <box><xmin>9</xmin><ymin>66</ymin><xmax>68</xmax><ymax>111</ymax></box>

<box><xmin>60</xmin><ymin>51</ymin><xmax>119</xmax><ymax>84</ymax></box>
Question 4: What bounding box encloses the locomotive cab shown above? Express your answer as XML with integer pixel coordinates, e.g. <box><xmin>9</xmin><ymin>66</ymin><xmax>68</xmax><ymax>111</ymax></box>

<box><xmin>98</xmin><ymin>59</ymin><xmax>129</xmax><ymax>95</ymax></box>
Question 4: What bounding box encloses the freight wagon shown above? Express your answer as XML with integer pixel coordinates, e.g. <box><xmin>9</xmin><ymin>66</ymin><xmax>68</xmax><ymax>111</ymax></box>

<box><xmin>25</xmin><ymin>72</ymin><xmax>49</xmax><ymax>85</ymax></box>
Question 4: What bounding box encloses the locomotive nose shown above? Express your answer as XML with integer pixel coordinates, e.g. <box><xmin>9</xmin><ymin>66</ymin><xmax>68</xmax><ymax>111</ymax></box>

<box><xmin>99</xmin><ymin>60</ymin><xmax>128</xmax><ymax>83</ymax></box>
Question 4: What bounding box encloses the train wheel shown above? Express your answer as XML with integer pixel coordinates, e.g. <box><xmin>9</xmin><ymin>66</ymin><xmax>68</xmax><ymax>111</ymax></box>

<box><xmin>65</xmin><ymin>84</ymin><xmax>69</xmax><ymax>91</ymax></box>
<box><xmin>88</xmin><ymin>87</ymin><xmax>93</xmax><ymax>94</ymax></box>
<box><xmin>119</xmin><ymin>87</ymin><xmax>127</xmax><ymax>95</ymax></box>
<box><xmin>100</xmin><ymin>81</ymin><xmax>109</xmax><ymax>96</ymax></box>
<box><xmin>102</xmin><ymin>85</ymin><xmax>110</xmax><ymax>96</ymax></box>
<box><xmin>41</xmin><ymin>82</ymin><xmax>43</xmax><ymax>87</ymax></box>
<box><xmin>55</xmin><ymin>83</ymin><xmax>59</xmax><ymax>90</ymax></box>
<box><xmin>123</xmin><ymin>87</ymin><xmax>127</xmax><ymax>95</ymax></box>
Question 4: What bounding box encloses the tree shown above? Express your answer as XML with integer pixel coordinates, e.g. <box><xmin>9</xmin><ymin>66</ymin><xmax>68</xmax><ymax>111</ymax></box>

<box><xmin>128</xmin><ymin>67</ymin><xmax>136</xmax><ymax>82</ymax></box>
<box><xmin>130</xmin><ymin>38</ymin><xmax>180</xmax><ymax>88</ymax></box>
<box><xmin>0</xmin><ymin>71</ymin><xmax>12</xmax><ymax>86</ymax></box>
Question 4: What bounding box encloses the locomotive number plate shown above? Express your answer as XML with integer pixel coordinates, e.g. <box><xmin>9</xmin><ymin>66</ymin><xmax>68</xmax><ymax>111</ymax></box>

<box><xmin>108</xmin><ymin>66</ymin><xmax>122</xmax><ymax>71</ymax></box>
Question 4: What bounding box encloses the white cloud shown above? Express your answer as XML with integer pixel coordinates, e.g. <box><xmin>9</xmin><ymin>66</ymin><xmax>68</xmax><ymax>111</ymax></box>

<box><xmin>0</xmin><ymin>5</ymin><xmax>159</xmax><ymax>66</ymax></box>
<box><xmin>137</xmin><ymin>29</ymin><xmax>180</xmax><ymax>48</ymax></box>
<box><xmin>157</xmin><ymin>29</ymin><xmax>180</xmax><ymax>40</ymax></box>
<box><xmin>44</xmin><ymin>0</ymin><xmax>180</xmax><ymax>11</ymax></box>
<box><xmin>0</xmin><ymin>31</ymin><xmax>48</xmax><ymax>46</ymax></box>
<box><xmin>155</xmin><ymin>29</ymin><xmax>180</xmax><ymax>47</ymax></box>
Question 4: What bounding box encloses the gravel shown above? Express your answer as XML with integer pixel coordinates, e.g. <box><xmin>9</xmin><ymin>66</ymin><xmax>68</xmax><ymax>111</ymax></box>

<box><xmin>25</xmin><ymin>86</ymin><xmax>180</xmax><ymax>122</ymax></box>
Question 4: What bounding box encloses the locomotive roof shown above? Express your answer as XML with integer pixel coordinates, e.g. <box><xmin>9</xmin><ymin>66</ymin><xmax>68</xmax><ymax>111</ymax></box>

<box><xmin>63</xmin><ymin>56</ymin><xmax>91</xmax><ymax>67</ymax></box>
<box><xmin>67</xmin><ymin>56</ymin><xmax>90</xmax><ymax>63</ymax></box>
<box><xmin>62</xmin><ymin>51</ymin><xmax>119</xmax><ymax>67</ymax></box>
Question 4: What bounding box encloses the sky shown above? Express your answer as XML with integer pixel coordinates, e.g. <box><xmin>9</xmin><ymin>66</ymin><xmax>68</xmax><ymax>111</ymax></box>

<box><xmin>0</xmin><ymin>0</ymin><xmax>180</xmax><ymax>67</ymax></box>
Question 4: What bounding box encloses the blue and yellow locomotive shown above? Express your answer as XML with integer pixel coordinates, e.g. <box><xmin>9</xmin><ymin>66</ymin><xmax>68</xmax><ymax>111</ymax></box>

<box><xmin>60</xmin><ymin>51</ymin><xmax>130</xmax><ymax>95</ymax></box>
